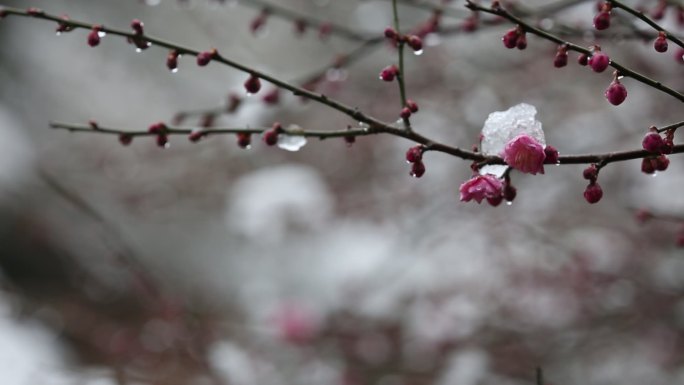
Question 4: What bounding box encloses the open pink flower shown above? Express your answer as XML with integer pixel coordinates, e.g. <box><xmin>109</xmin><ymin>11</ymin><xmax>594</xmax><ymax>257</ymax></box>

<box><xmin>459</xmin><ymin>174</ymin><xmax>503</xmax><ymax>203</ymax></box>
<box><xmin>502</xmin><ymin>134</ymin><xmax>546</xmax><ymax>174</ymax></box>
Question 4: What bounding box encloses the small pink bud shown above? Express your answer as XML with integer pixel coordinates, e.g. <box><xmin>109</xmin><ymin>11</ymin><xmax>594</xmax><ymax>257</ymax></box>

<box><xmin>236</xmin><ymin>133</ymin><xmax>251</xmax><ymax>149</ymax></box>
<box><xmin>406</xmin><ymin>99</ymin><xmax>419</xmax><ymax>113</ymax></box>
<box><xmin>226</xmin><ymin>93</ymin><xmax>242</xmax><ymax>113</ymax></box>
<box><xmin>344</xmin><ymin>135</ymin><xmax>356</xmax><ymax>147</ymax></box>
<box><xmin>379</xmin><ymin>65</ymin><xmax>399</xmax><ymax>82</ymax></box>
<box><xmin>384</xmin><ymin>27</ymin><xmax>398</xmax><ymax>39</ymax></box>
<box><xmin>502</xmin><ymin>28</ymin><xmax>520</xmax><ymax>49</ymax></box>
<box><xmin>503</xmin><ymin>183</ymin><xmax>517</xmax><ymax>202</ymax></box>
<box><xmin>400</xmin><ymin>107</ymin><xmax>412</xmax><ymax>119</ymax></box>
<box><xmin>196</xmin><ymin>49</ymin><xmax>217</xmax><ymax>66</ymax></box>
<box><xmin>583</xmin><ymin>182</ymin><xmax>603</xmax><ymax>204</ymax></box>
<box><xmin>118</xmin><ymin>133</ymin><xmax>133</xmax><ymax>146</ymax></box>
<box><xmin>554</xmin><ymin>47</ymin><xmax>568</xmax><ymax>68</ymax></box>
<box><xmin>318</xmin><ymin>22</ymin><xmax>332</xmax><ymax>40</ymax></box>
<box><xmin>405</xmin><ymin>145</ymin><xmax>423</xmax><ymax>163</ymax></box>
<box><xmin>516</xmin><ymin>32</ymin><xmax>527</xmax><ymax>50</ymax></box>
<box><xmin>583</xmin><ymin>164</ymin><xmax>598</xmax><ymax>181</ymax></box>
<box><xmin>148</xmin><ymin>122</ymin><xmax>166</xmax><ymax>134</ymax></box>
<box><xmin>56</xmin><ymin>15</ymin><xmax>72</xmax><ymax>33</ymax></box>
<box><xmin>642</xmin><ymin>132</ymin><xmax>665</xmax><ymax>153</ymax></box>
<box><xmin>87</xmin><ymin>26</ymin><xmax>101</xmax><ymax>47</ymax></box>
<box><xmin>262</xmin><ymin>88</ymin><xmax>280</xmax><ymax>105</ymax></box>
<box><xmin>460</xmin><ymin>174</ymin><xmax>504</xmax><ymax>204</ymax></box>
<box><xmin>410</xmin><ymin>160</ymin><xmax>426</xmax><ymax>178</ymax></box>
<box><xmin>651</xmin><ymin>1</ymin><xmax>667</xmax><ymax>20</ymax></box>
<box><xmin>188</xmin><ymin>130</ymin><xmax>206</xmax><ymax>142</ymax></box>
<box><xmin>654</xmin><ymin>32</ymin><xmax>668</xmax><ymax>53</ymax></box>
<box><xmin>462</xmin><ymin>16</ymin><xmax>478</xmax><ymax>32</ymax></box>
<box><xmin>593</xmin><ymin>11</ymin><xmax>610</xmax><ymax>30</ymax></box>
<box><xmin>407</xmin><ymin>35</ymin><xmax>423</xmax><ymax>52</ymax></box>
<box><xmin>641</xmin><ymin>157</ymin><xmax>656</xmax><ymax>174</ymax></box>
<box><xmin>131</xmin><ymin>19</ymin><xmax>144</xmax><ymax>35</ymax></box>
<box><xmin>502</xmin><ymin>134</ymin><xmax>546</xmax><ymax>174</ymax></box>
<box><xmin>263</xmin><ymin>122</ymin><xmax>282</xmax><ymax>146</ymax></box>
<box><xmin>655</xmin><ymin>154</ymin><xmax>670</xmax><ymax>171</ymax></box>
<box><xmin>167</xmin><ymin>50</ymin><xmax>179</xmax><ymax>71</ymax></box>
<box><xmin>589</xmin><ymin>51</ymin><xmax>610</xmax><ymax>72</ymax></box>
<box><xmin>605</xmin><ymin>79</ymin><xmax>627</xmax><ymax>106</ymax></box>
<box><xmin>543</xmin><ymin>145</ymin><xmax>559</xmax><ymax>164</ymax></box>
<box><xmin>156</xmin><ymin>134</ymin><xmax>169</xmax><ymax>148</ymax></box>
<box><xmin>578</xmin><ymin>53</ymin><xmax>589</xmax><ymax>66</ymax></box>
<box><xmin>294</xmin><ymin>19</ymin><xmax>307</xmax><ymax>35</ymax></box>
<box><xmin>244</xmin><ymin>74</ymin><xmax>261</xmax><ymax>94</ymax></box>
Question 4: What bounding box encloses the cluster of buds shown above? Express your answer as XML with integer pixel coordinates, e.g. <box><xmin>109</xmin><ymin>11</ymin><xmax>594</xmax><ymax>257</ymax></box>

<box><xmin>641</xmin><ymin>128</ymin><xmax>674</xmax><ymax>174</ymax></box>
<box><xmin>502</xmin><ymin>25</ymin><xmax>527</xmax><ymax>50</ymax></box>
<box><xmin>148</xmin><ymin>121</ymin><xmax>169</xmax><ymax>148</ymax></box>
<box><xmin>582</xmin><ymin>164</ymin><xmax>603</xmax><ymax>204</ymax></box>
<box><xmin>400</xmin><ymin>99</ymin><xmax>419</xmax><ymax>120</ymax></box>
<box><xmin>605</xmin><ymin>72</ymin><xmax>627</xmax><ymax>106</ymax></box>
<box><xmin>127</xmin><ymin>19</ymin><xmax>150</xmax><ymax>51</ymax></box>
<box><xmin>384</xmin><ymin>27</ymin><xmax>424</xmax><ymax>54</ymax></box>
<box><xmin>405</xmin><ymin>145</ymin><xmax>426</xmax><ymax>178</ymax></box>
<box><xmin>262</xmin><ymin>122</ymin><xmax>283</xmax><ymax>146</ymax></box>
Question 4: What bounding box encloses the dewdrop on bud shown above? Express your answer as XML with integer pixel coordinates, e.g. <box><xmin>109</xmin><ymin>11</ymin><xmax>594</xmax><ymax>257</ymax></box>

<box><xmin>244</xmin><ymin>74</ymin><xmax>262</xmax><ymax>95</ymax></box>
<box><xmin>167</xmin><ymin>50</ymin><xmax>180</xmax><ymax>72</ymax></box>
<box><xmin>641</xmin><ymin>157</ymin><xmax>656</xmax><ymax>174</ymax></box>
<box><xmin>655</xmin><ymin>154</ymin><xmax>670</xmax><ymax>171</ymax></box>
<box><xmin>407</xmin><ymin>35</ymin><xmax>423</xmax><ymax>52</ymax></box>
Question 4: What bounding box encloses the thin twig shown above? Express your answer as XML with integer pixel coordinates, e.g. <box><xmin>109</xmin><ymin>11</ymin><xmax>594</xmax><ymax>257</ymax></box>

<box><xmin>609</xmin><ymin>0</ymin><xmax>684</xmax><ymax>49</ymax></box>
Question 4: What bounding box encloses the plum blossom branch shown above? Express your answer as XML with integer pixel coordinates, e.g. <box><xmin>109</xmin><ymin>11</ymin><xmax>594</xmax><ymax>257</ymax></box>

<box><xmin>608</xmin><ymin>0</ymin><xmax>684</xmax><ymax>49</ymax></box>
<box><xmin>465</xmin><ymin>0</ymin><xmax>684</xmax><ymax>103</ymax></box>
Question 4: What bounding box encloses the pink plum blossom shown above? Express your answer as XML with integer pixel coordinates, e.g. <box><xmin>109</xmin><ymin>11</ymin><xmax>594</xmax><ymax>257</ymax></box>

<box><xmin>459</xmin><ymin>174</ymin><xmax>503</xmax><ymax>203</ymax></box>
<box><xmin>502</xmin><ymin>134</ymin><xmax>546</xmax><ymax>174</ymax></box>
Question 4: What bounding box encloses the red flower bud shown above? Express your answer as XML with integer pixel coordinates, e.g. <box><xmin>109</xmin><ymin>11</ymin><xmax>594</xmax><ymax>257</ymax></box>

<box><xmin>131</xmin><ymin>19</ymin><xmax>144</xmax><ymax>35</ymax></box>
<box><xmin>405</xmin><ymin>145</ymin><xmax>423</xmax><ymax>163</ymax></box>
<box><xmin>263</xmin><ymin>122</ymin><xmax>282</xmax><ymax>146</ymax></box>
<box><xmin>593</xmin><ymin>11</ymin><xmax>610</xmax><ymax>30</ymax></box>
<box><xmin>167</xmin><ymin>50</ymin><xmax>180</xmax><ymax>72</ymax></box>
<box><xmin>605</xmin><ymin>79</ymin><xmax>627</xmax><ymax>106</ymax></box>
<box><xmin>196</xmin><ymin>49</ymin><xmax>217</xmax><ymax>66</ymax></box>
<box><xmin>119</xmin><ymin>133</ymin><xmax>133</xmax><ymax>146</ymax></box>
<box><xmin>642</xmin><ymin>132</ymin><xmax>665</xmax><ymax>153</ymax></box>
<box><xmin>554</xmin><ymin>47</ymin><xmax>568</xmax><ymax>68</ymax></box>
<box><xmin>543</xmin><ymin>145</ymin><xmax>559</xmax><ymax>164</ymax></box>
<box><xmin>406</xmin><ymin>99</ymin><xmax>419</xmax><ymax>113</ymax></box>
<box><xmin>379</xmin><ymin>65</ymin><xmax>399</xmax><ymax>82</ymax></box>
<box><xmin>188</xmin><ymin>130</ymin><xmax>206</xmax><ymax>142</ymax></box>
<box><xmin>87</xmin><ymin>26</ymin><xmax>102</xmax><ymax>47</ymax></box>
<box><xmin>410</xmin><ymin>160</ymin><xmax>426</xmax><ymax>178</ymax></box>
<box><xmin>516</xmin><ymin>32</ymin><xmax>527</xmax><ymax>50</ymax></box>
<box><xmin>641</xmin><ymin>157</ymin><xmax>656</xmax><ymax>174</ymax></box>
<box><xmin>407</xmin><ymin>35</ymin><xmax>423</xmax><ymax>52</ymax></box>
<box><xmin>655</xmin><ymin>154</ymin><xmax>670</xmax><ymax>171</ymax></box>
<box><xmin>244</xmin><ymin>74</ymin><xmax>262</xmax><ymax>94</ymax></box>
<box><xmin>583</xmin><ymin>182</ymin><xmax>603</xmax><ymax>204</ymax></box>
<box><xmin>654</xmin><ymin>32</ymin><xmax>668</xmax><ymax>53</ymax></box>
<box><xmin>502</xmin><ymin>28</ymin><xmax>520</xmax><ymax>49</ymax></box>
<box><xmin>384</xmin><ymin>27</ymin><xmax>398</xmax><ymax>39</ymax></box>
<box><xmin>578</xmin><ymin>53</ymin><xmax>589</xmax><ymax>66</ymax></box>
<box><xmin>237</xmin><ymin>133</ymin><xmax>251</xmax><ymax>149</ymax></box>
<box><xmin>583</xmin><ymin>164</ymin><xmax>598</xmax><ymax>181</ymax></box>
<box><xmin>589</xmin><ymin>51</ymin><xmax>610</xmax><ymax>72</ymax></box>
<box><xmin>400</xmin><ymin>107</ymin><xmax>412</xmax><ymax>119</ymax></box>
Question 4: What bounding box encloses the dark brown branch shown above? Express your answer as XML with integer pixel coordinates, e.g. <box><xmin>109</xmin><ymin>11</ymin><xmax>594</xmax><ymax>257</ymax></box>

<box><xmin>609</xmin><ymin>0</ymin><xmax>684</xmax><ymax>49</ymax></box>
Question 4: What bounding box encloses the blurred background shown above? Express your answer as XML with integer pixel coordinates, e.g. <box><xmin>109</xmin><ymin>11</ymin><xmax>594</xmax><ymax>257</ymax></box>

<box><xmin>0</xmin><ymin>0</ymin><xmax>683</xmax><ymax>384</ymax></box>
